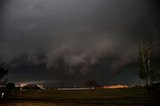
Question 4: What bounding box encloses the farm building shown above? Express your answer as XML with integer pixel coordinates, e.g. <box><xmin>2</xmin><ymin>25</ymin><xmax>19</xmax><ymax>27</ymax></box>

<box><xmin>15</xmin><ymin>82</ymin><xmax>45</xmax><ymax>89</ymax></box>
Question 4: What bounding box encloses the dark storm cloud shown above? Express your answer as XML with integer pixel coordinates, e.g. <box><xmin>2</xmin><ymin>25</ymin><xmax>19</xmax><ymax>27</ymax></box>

<box><xmin>0</xmin><ymin>0</ymin><xmax>160</xmax><ymax>85</ymax></box>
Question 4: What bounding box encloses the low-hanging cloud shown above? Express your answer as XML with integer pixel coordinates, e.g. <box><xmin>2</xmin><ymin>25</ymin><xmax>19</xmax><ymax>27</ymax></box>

<box><xmin>0</xmin><ymin>0</ymin><xmax>160</xmax><ymax>85</ymax></box>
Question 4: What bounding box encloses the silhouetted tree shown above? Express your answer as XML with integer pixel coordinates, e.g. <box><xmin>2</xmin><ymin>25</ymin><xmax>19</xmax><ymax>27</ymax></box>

<box><xmin>0</xmin><ymin>66</ymin><xmax>8</xmax><ymax>79</ymax></box>
<box><xmin>6</xmin><ymin>83</ymin><xmax>15</xmax><ymax>90</ymax></box>
<box><xmin>139</xmin><ymin>42</ymin><xmax>153</xmax><ymax>86</ymax></box>
<box><xmin>0</xmin><ymin>66</ymin><xmax>8</xmax><ymax>87</ymax></box>
<box><xmin>138</xmin><ymin>42</ymin><xmax>160</xmax><ymax>94</ymax></box>
<box><xmin>0</xmin><ymin>66</ymin><xmax>8</xmax><ymax>97</ymax></box>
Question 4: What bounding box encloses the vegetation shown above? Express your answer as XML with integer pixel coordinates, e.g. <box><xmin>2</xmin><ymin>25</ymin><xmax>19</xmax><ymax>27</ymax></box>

<box><xmin>0</xmin><ymin>66</ymin><xmax>8</xmax><ymax>79</ymax></box>
<box><xmin>6</xmin><ymin>83</ymin><xmax>15</xmax><ymax>90</ymax></box>
<box><xmin>138</xmin><ymin>41</ymin><xmax>160</xmax><ymax>96</ymax></box>
<box><xmin>138</xmin><ymin>42</ymin><xmax>160</xmax><ymax>85</ymax></box>
<box><xmin>0</xmin><ymin>66</ymin><xmax>8</xmax><ymax>94</ymax></box>
<box><xmin>0</xmin><ymin>66</ymin><xmax>8</xmax><ymax>86</ymax></box>
<box><xmin>1</xmin><ymin>88</ymin><xmax>159</xmax><ymax>105</ymax></box>
<box><xmin>139</xmin><ymin>42</ymin><xmax>153</xmax><ymax>87</ymax></box>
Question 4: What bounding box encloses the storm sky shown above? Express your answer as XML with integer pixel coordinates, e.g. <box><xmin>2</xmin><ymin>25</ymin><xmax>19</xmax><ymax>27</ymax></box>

<box><xmin>0</xmin><ymin>0</ymin><xmax>160</xmax><ymax>87</ymax></box>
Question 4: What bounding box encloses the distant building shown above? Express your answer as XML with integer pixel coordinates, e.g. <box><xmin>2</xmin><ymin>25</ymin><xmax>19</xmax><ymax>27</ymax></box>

<box><xmin>103</xmin><ymin>85</ymin><xmax>129</xmax><ymax>89</ymax></box>
<box><xmin>15</xmin><ymin>82</ymin><xmax>45</xmax><ymax>89</ymax></box>
<box><xmin>19</xmin><ymin>83</ymin><xmax>27</xmax><ymax>88</ymax></box>
<box><xmin>23</xmin><ymin>84</ymin><xmax>41</xmax><ymax>89</ymax></box>
<box><xmin>37</xmin><ymin>84</ymin><xmax>44</xmax><ymax>89</ymax></box>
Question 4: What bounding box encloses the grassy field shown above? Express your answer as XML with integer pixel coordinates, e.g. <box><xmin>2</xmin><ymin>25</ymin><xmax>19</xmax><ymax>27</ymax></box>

<box><xmin>1</xmin><ymin>88</ymin><xmax>160</xmax><ymax>106</ymax></box>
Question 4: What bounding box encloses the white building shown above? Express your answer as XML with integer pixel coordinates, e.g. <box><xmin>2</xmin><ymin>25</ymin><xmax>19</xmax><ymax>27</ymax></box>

<box><xmin>15</xmin><ymin>81</ymin><xmax>45</xmax><ymax>89</ymax></box>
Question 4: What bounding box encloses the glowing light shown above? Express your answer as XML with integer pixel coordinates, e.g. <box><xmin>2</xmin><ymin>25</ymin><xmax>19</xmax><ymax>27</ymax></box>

<box><xmin>103</xmin><ymin>85</ymin><xmax>128</xmax><ymax>89</ymax></box>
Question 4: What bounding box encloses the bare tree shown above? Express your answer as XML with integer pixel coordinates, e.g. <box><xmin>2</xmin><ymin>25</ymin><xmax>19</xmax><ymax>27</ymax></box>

<box><xmin>138</xmin><ymin>41</ymin><xmax>160</xmax><ymax>95</ymax></box>
<box><xmin>139</xmin><ymin>42</ymin><xmax>153</xmax><ymax>87</ymax></box>
<box><xmin>0</xmin><ymin>67</ymin><xmax>8</xmax><ymax>79</ymax></box>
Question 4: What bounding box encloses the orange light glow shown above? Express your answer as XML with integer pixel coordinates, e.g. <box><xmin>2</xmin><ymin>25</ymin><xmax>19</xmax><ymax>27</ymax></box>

<box><xmin>103</xmin><ymin>85</ymin><xmax>128</xmax><ymax>89</ymax></box>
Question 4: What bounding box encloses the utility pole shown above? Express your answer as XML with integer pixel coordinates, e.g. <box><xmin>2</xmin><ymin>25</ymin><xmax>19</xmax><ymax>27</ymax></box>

<box><xmin>74</xmin><ymin>83</ymin><xmax>77</xmax><ymax>88</ymax></box>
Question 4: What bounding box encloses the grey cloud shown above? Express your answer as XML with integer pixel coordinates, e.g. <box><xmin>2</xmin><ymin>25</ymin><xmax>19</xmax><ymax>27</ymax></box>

<box><xmin>0</xmin><ymin>0</ymin><xmax>160</xmax><ymax>85</ymax></box>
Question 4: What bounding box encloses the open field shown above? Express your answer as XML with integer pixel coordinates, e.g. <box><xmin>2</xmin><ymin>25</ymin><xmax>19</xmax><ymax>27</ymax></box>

<box><xmin>0</xmin><ymin>88</ymin><xmax>160</xmax><ymax>106</ymax></box>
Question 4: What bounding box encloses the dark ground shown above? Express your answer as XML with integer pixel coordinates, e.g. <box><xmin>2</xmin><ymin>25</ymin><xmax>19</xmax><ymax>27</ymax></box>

<box><xmin>0</xmin><ymin>88</ymin><xmax>160</xmax><ymax>106</ymax></box>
